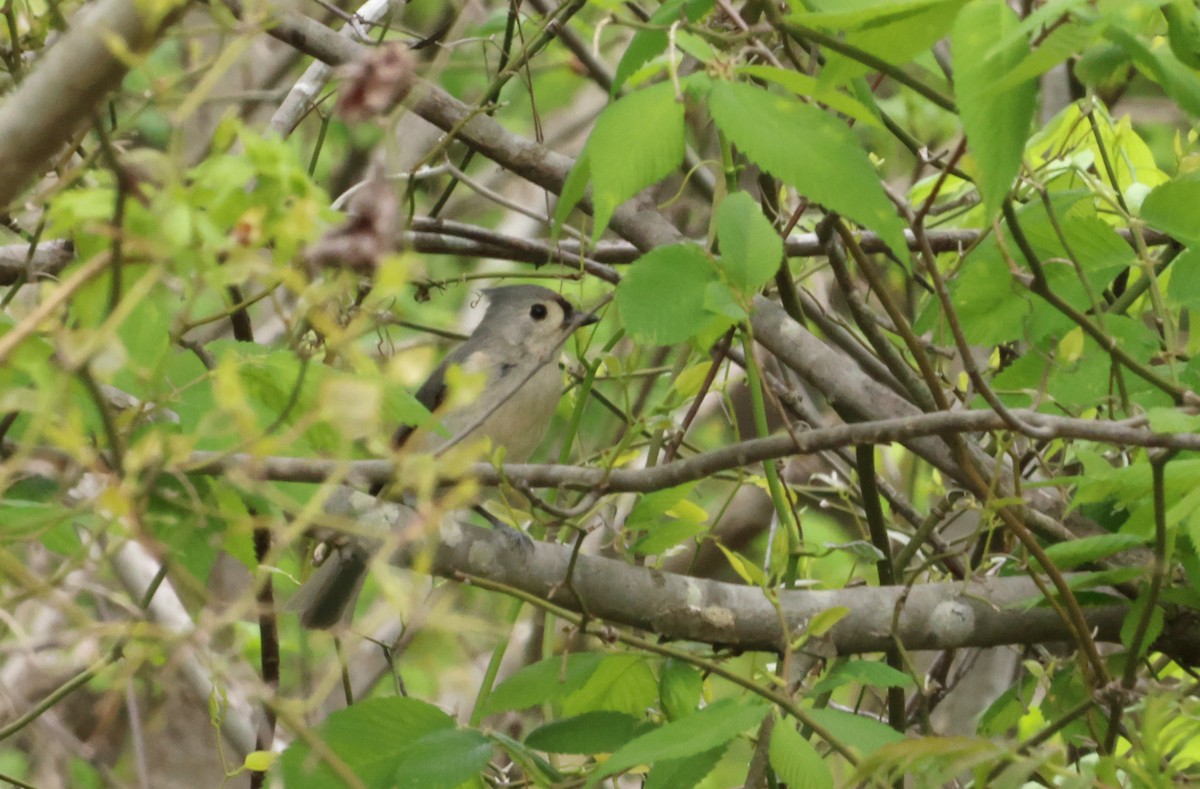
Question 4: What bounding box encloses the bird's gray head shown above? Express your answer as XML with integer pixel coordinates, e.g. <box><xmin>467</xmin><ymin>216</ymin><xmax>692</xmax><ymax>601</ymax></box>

<box><xmin>475</xmin><ymin>285</ymin><xmax>597</xmax><ymax>352</ymax></box>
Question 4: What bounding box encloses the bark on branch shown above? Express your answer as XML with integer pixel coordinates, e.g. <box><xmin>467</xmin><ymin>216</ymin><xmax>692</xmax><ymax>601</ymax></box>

<box><xmin>0</xmin><ymin>0</ymin><xmax>187</xmax><ymax>209</ymax></box>
<box><xmin>311</xmin><ymin>491</ymin><xmax>1199</xmax><ymax>662</ymax></box>
<box><xmin>179</xmin><ymin>406</ymin><xmax>1200</xmax><ymax>490</ymax></box>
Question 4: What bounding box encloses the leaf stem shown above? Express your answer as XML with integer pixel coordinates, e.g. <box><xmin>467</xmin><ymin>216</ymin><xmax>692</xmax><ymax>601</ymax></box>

<box><xmin>741</xmin><ymin>331</ymin><xmax>803</xmax><ymax>584</ymax></box>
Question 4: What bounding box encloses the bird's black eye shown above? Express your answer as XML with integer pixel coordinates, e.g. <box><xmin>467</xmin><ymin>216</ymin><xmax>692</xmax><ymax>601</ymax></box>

<box><xmin>530</xmin><ymin>303</ymin><xmax>548</xmax><ymax>321</ymax></box>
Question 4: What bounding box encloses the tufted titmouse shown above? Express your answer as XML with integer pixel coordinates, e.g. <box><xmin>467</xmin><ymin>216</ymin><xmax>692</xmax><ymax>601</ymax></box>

<box><xmin>291</xmin><ymin>285</ymin><xmax>598</xmax><ymax>629</ymax></box>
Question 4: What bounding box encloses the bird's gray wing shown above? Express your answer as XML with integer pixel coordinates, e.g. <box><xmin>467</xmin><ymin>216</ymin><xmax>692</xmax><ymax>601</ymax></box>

<box><xmin>392</xmin><ymin>356</ymin><xmax>450</xmax><ymax>450</ymax></box>
<box><xmin>372</xmin><ymin>344</ymin><xmax>474</xmax><ymax>495</ymax></box>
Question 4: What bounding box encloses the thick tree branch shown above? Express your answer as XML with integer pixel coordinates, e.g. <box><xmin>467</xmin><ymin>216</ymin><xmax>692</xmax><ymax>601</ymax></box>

<box><xmin>0</xmin><ymin>0</ymin><xmax>188</xmax><ymax>209</ymax></box>
<box><xmin>0</xmin><ymin>239</ymin><xmax>73</xmax><ymax>284</ymax></box>
<box><xmin>110</xmin><ymin>541</ymin><xmax>258</xmax><ymax>758</ymax></box>
<box><xmin>310</xmin><ymin>492</ymin><xmax>1197</xmax><ymax>660</ymax></box>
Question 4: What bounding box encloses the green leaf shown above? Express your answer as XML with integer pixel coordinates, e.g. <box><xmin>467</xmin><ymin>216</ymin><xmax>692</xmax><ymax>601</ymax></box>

<box><xmin>946</xmin><ymin>192</ymin><xmax>1131</xmax><ymax>348</ymax></box>
<box><xmin>616</xmin><ymin>244</ymin><xmax>717</xmax><ymax>345</ymax></box>
<box><xmin>208</xmin><ymin>342</ymin><xmax>337</xmax><ymax>453</ymax></box>
<box><xmin>1057</xmin><ymin>567</ymin><xmax>1143</xmax><ymax>592</ymax></box>
<box><xmin>770</xmin><ymin>718</ymin><xmax>834</xmax><ymax>789</ymax></box>
<box><xmin>279</xmin><ymin>697</ymin><xmax>456</xmax><ymax>788</ymax></box>
<box><xmin>715</xmin><ymin>192</ymin><xmax>783</xmax><ymax>294</ymax></box>
<box><xmin>951</xmin><ymin>0</ymin><xmax>1038</xmax><ymax>218</ymax></box>
<box><xmin>146</xmin><ymin>475</ymin><xmax>222</xmax><ymax>584</ymax></box>
<box><xmin>482</xmin><ymin>652</ymin><xmax>603</xmax><ymax>715</ymax></box>
<box><xmin>586</xmin><ymin>698</ymin><xmax>769</xmax><ymax>786</ymax></box>
<box><xmin>1039</xmin><ymin>533</ymin><xmax>1150</xmax><ymax>571</ymax></box>
<box><xmin>851</xmin><ymin>735</ymin><xmax>1005</xmax><ymax>785</ymax></box>
<box><xmin>1106</xmin><ymin>26</ymin><xmax>1200</xmax><ymax>117</ymax></box>
<box><xmin>804</xmin><ymin>707</ymin><xmax>904</xmax><ymax>758</ymax></box>
<box><xmin>1030</xmin><ymin>103</ymin><xmax>1168</xmax><ymax>196</ymax></box>
<box><xmin>703</xmin><ymin>280</ymin><xmax>745</xmax><ymax>322</ymax></box>
<box><xmin>612</xmin><ymin>0</ymin><xmax>714</xmax><ymax>93</ymax></box>
<box><xmin>0</xmin><ymin>499</ymin><xmax>75</xmax><ymax>543</ymax></box>
<box><xmin>1071</xmin><ymin>457</ymin><xmax>1200</xmax><ymax>532</ymax></box>
<box><xmin>1141</xmin><ymin>173</ymin><xmax>1200</xmax><ymax>245</ymax></box>
<box><xmin>671</xmin><ymin>362</ymin><xmax>713</xmax><ymax>398</ymax></box>
<box><xmin>393</xmin><ymin>728</ymin><xmax>493</xmax><ymax>789</ymax></box>
<box><xmin>715</xmin><ymin>542</ymin><xmax>768</xmax><ymax>587</ymax></box>
<box><xmin>810</xmin><ymin>660</ymin><xmax>916</xmax><ymax>696</ymax></box>
<box><xmin>977</xmin><ymin>676</ymin><xmax>1032</xmax><ymax>737</ymax></box>
<box><xmin>41</xmin><ymin>513</ymin><xmax>88</xmax><ymax>556</ymax></box>
<box><xmin>623</xmin><ymin>484</ymin><xmax>708</xmax><ymax>554</ymax></box>
<box><xmin>707</xmin><ymin>80</ymin><xmax>907</xmax><ymax>257</ymax></box>
<box><xmin>981</xmin><ymin>0</ymin><xmax>1091</xmax><ymax>57</ymax></box>
<box><xmin>561</xmin><ymin>654</ymin><xmax>658</xmax><ymax>717</ymax></box>
<box><xmin>674</xmin><ymin>29</ymin><xmax>717</xmax><ymax>65</ymax></box>
<box><xmin>46</xmin><ymin>186</ymin><xmax>122</xmax><ymax>262</ymax></box>
<box><xmin>243</xmin><ymin>751</ymin><xmax>277</xmax><ymax>772</ymax></box>
<box><xmin>573</xmin><ymin>82</ymin><xmax>686</xmax><ymax>240</ymax></box>
<box><xmin>525</xmin><ymin>711</ymin><xmax>642</xmax><ymax>754</ymax></box>
<box><xmin>1121</xmin><ymin>585</ymin><xmax>1166</xmax><ymax>654</ymax></box>
<box><xmin>1167</xmin><ymin>247</ymin><xmax>1200</xmax><ymax>310</ymax></box>
<box><xmin>113</xmin><ymin>279</ymin><xmax>172</xmax><ymax>381</ymax></box>
<box><xmin>821</xmin><ymin>539</ymin><xmax>886</xmax><ymax>563</ymax></box>
<box><xmin>627</xmin><ymin>484</ymin><xmax>699</xmax><ymax>529</ymax></box>
<box><xmin>555</xmin><ymin>149</ymin><xmax>592</xmax><ymax>231</ymax></box>
<box><xmin>643</xmin><ymin>745</ymin><xmax>727</xmax><ymax>789</ymax></box>
<box><xmin>810</xmin><ymin>0</ymin><xmax>966</xmax><ymax>88</ymax></box>
<box><xmin>986</xmin><ymin>22</ymin><xmax>1096</xmax><ymax>94</ymax></box>
<box><xmin>736</xmin><ymin>65</ymin><xmax>884</xmax><ymax>130</ymax></box>
<box><xmin>160</xmin><ymin>346</ymin><xmax>219</xmax><ymax>443</ymax></box>
<box><xmin>786</xmin><ymin>0</ymin><xmax>958</xmax><ymax>32</ymax></box>
<box><xmin>631</xmin><ymin>519</ymin><xmax>707</xmax><ymax>556</ymax></box>
<box><xmin>1075</xmin><ymin>40</ymin><xmax>1132</xmax><ymax>88</ymax></box>
<box><xmin>806</xmin><ymin>606</ymin><xmax>851</xmax><ymax>638</ymax></box>
<box><xmin>232</xmin><ymin>346</ymin><xmax>309</xmax><ymax>413</ymax></box>
<box><xmin>659</xmin><ymin>659</ymin><xmax>704</xmax><ymax>721</ymax></box>
<box><xmin>1164</xmin><ymin>0</ymin><xmax>1200</xmax><ymax>70</ymax></box>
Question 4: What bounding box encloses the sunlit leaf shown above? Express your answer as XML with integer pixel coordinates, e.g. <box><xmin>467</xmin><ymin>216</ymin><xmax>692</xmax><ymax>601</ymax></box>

<box><xmin>708</xmin><ymin>80</ymin><xmax>907</xmax><ymax>256</ymax></box>
<box><xmin>951</xmin><ymin>0</ymin><xmax>1038</xmax><ymax>217</ymax></box>
<box><xmin>586</xmin><ymin>698</ymin><xmax>769</xmax><ymax>786</ymax></box>
<box><xmin>770</xmin><ymin>718</ymin><xmax>833</xmax><ymax>789</ymax></box>
<box><xmin>617</xmin><ymin>244</ymin><xmax>718</xmax><ymax>345</ymax></box>
<box><xmin>525</xmin><ymin>711</ymin><xmax>642</xmax><ymax>754</ymax></box>
<box><xmin>715</xmin><ymin>191</ymin><xmax>783</xmax><ymax>294</ymax></box>
<box><xmin>483</xmin><ymin>652</ymin><xmax>604</xmax><ymax>715</ymax></box>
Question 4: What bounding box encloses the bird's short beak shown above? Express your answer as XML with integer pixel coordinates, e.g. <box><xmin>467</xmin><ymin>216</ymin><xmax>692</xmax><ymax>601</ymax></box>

<box><xmin>573</xmin><ymin>311</ymin><xmax>600</xmax><ymax>328</ymax></box>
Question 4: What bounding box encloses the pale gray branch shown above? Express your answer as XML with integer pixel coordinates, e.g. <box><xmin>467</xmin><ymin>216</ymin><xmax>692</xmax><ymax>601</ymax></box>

<box><xmin>0</xmin><ymin>239</ymin><xmax>73</xmax><ymax>284</ymax></box>
<box><xmin>0</xmin><ymin>225</ymin><xmax>1166</xmax><ymax>285</ymax></box>
<box><xmin>353</xmin><ymin>501</ymin><xmax>1176</xmax><ymax>658</ymax></box>
<box><xmin>110</xmin><ymin>541</ymin><xmax>257</xmax><ymax>758</ymax></box>
<box><xmin>178</xmin><ymin>407</ymin><xmax>1200</xmax><ymax>491</ymax></box>
<box><xmin>268</xmin><ymin>0</ymin><xmax>395</xmax><ymax>135</ymax></box>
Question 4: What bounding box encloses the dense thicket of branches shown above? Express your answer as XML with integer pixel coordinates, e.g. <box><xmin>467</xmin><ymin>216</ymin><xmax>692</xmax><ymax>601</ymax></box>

<box><xmin>3</xmin><ymin>0</ymin><xmax>1200</xmax><ymax>787</ymax></box>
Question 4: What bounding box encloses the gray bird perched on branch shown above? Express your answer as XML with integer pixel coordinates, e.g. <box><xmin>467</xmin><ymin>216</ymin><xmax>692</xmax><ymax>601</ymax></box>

<box><xmin>291</xmin><ymin>284</ymin><xmax>599</xmax><ymax>629</ymax></box>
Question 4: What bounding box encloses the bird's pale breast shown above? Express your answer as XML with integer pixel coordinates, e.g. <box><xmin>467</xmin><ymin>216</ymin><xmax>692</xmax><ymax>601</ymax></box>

<box><xmin>421</xmin><ymin>357</ymin><xmax>562</xmax><ymax>462</ymax></box>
